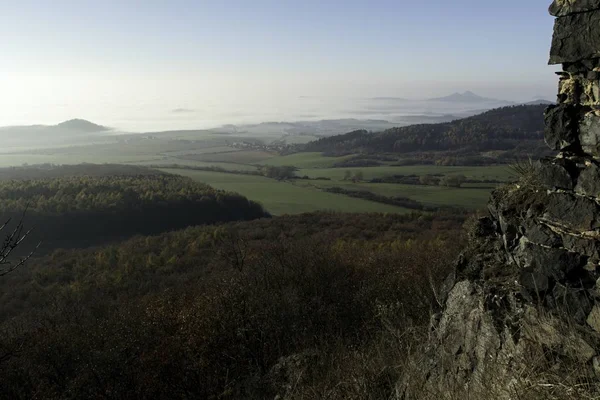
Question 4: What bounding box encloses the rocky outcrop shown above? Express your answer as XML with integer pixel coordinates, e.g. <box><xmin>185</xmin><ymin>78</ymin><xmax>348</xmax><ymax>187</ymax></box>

<box><xmin>549</xmin><ymin>0</ymin><xmax>600</xmax><ymax>17</ymax></box>
<box><xmin>399</xmin><ymin>3</ymin><xmax>600</xmax><ymax>398</ymax></box>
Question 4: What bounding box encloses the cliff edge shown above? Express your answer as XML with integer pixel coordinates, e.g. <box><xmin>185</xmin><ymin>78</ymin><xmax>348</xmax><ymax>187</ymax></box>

<box><xmin>398</xmin><ymin>2</ymin><xmax>600</xmax><ymax>398</ymax></box>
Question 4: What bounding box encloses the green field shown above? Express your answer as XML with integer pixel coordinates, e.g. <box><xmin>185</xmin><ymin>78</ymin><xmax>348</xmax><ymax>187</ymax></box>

<box><xmin>160</xmin><ymin>169</ymin><xmax>411</xmax><ymax>215</ymax></box>
<box><xmin>263</xmin><ymin>152</ymin><xmax>354</xmax><ymax>168</ymax></box>
<box><xmin>0</xmin><ymin>132</ymin><xmax>512</xmax><ymax>215</ymax></box>
<box><xmin>184</xmin><ymin>150</ymin><xmax>276</xmax><ymax>164</ymax></box>
<box><xmin>299</xmin><ymin>165</ymin><xmax>515</xmax><ymax>181</ymax></box>
<box><xmin>293</xmin><ymin>180</ymin><xmax>492</xmax><ymax>209</ymax></box>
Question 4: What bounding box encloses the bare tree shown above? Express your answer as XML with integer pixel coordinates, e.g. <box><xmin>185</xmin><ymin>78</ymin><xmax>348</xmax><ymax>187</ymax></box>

<box><xmin>0</xmin><ymin>213</ymin><xmax>36</xmax><ymax>277</ymax></box>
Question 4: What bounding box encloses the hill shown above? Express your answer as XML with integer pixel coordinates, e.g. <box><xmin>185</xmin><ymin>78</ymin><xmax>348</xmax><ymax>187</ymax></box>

<box><xmin>302</xmin><ymin>104</ymin><xmax>548</xmax><ymax>160</ymax></box>
<box><xmin>54</xmin><ymin>119</ymin><xmax>110</xmax><ymax>132</ymax></box>
<box><xmin>522</xmin><ymin>99</ymin><xmax>555</xmax><ymax>105</ymax></box>
<box><xmin>0</xmin><ymin>119</ymin><xmax>113</xmax><ymax>151</ymax></box>
<box><xmin>427</xmin><ymin>90</ymin><xmax>514</xmax><ymax>105</ymax></box>
<box><xmin>0</xmin><ymin>119</ymin><xmax>109</xmax><ymax>134</ymax></box>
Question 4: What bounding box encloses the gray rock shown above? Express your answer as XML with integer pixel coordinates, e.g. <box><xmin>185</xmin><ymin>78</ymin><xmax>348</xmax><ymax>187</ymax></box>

<box><xmin>515</xmin><ymin>239</ymin><xmax>587</xmax><ymax>293</ymax></box>
<box><xmin>580</xmin><ymin>111</ymin><xmax>600</xmax><ymax>155</ymax></box>
<box><xmin>524</xmin><ymin>220</ymin><xmax>563</xmax><ymax>247</ymax></box>
<box><xmin>522</xmin><ymin>307</ymin><xmax>596</xmax><ymax>363</ymax></box>
<box><xmin>543</xmin><ymin>192</ymin><xmax>600</xmax><ymax>232</ymax></box>
<box><xmin>536</xmin><ymin>158</ymin><xmax>575</xmax><ymax>190</ymax></box>
<box><xmin>587</xmin><ymin>304</ymin><xmax>600</xmax><ymax>333</ymax></box>
<box><xmin>550</xmin><ymin>284</ymin><xmax>593</xmax><ymax>324</ymax></box>
<box><xmin>562</xmin><ymin>234</ymin><xmax>600</xmax><ymax>260</ymax></box>
<box><xmin>520</xmin><ymin>270</ymin><xmax>551</xmax><ymax>293</ymax></box>
<box><xmin>544</xmin><ymin>104</ymin><xmax>580</xmax><ymax>150</ymax></box>
<box><xmin>575</xmin><ymin>162</ymin><xmax>600</xmax><ymax>196</ymax></box>
<box><xmin>550</xmin><ymin>10</ymin><xmax>600</xmax><ymax>64</ymax></box>
<box><xmin>550</xmin><ymin>0</ymin><xmax>600</xmax><ymax>16</ymax></box>
<box><xmin>399</xmin><ymin>282</ymin><xmax>599</xmax><ymax>399</ymax></box>
<box><xmin>563</xmin><ymin>58</ymin><xmax>600</xmax><ymax>73</ymax></box>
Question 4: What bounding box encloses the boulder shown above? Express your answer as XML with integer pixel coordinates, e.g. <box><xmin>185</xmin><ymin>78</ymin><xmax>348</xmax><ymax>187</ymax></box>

<box><xmin>550</xmin><ymin>9</ymin><xmax>600</xmax><ymax>64</ymax></box>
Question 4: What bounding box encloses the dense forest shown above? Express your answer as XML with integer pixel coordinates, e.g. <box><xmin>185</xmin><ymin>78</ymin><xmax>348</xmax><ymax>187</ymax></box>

<box><xmin>0</xmin><ymin>211</ymin><xmax>467</xmax><ymax>399</ymax></box>
<box><xmin>0</xmin><ymin>168</ymin><xmax>268</xmax><ymax>252</ymax></box>
<box><xmin>303</xmin><ymin>105</ymin><xmax>549</xmax><ymax>161</ymax></box>
<box><xmin>0</xmin><ymin>163</ymin><xmax>164</xmax><ymax>181</ymax></box>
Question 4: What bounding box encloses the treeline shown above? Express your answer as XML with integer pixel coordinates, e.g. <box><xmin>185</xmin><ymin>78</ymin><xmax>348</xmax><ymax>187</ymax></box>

<box><xmin>303</xmin><ymin>104</ymin><xmax>550</xmax><ymax>160</ymax></box>
<box><xmin>151</xmin><ymin>163</ymin><xmax>263</xmax><ymax>176</ymax></box>
<box><xmin>370</xmin><ymin>174</ymin><xmax>505</xmax><ymax>187</ymax></box>
<box><xmin>0</xmin><ymin>174</ymin><xmax>269</xmax><ymax>252</ymax></box>
<box><xmin>323</xmin><ymin>187</ymin><xmax>461</xmax><ymax>211</ymax></box>
<box><xmin>155</xmin><ymin>163</ymin><xmax>300</xmax><ymax>180</ymax></box>
<box><xmin>0</xmin><ymin>163</ymin><xmax>166</xmax><ymax>181</ymax></box>
<box><xmin>0</xmin><ymin>211</ymin><xmax>466</xmax><ymax>399</ymax></box>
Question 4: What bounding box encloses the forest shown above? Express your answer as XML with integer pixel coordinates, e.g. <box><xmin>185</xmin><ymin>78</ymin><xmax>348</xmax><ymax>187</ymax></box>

<box><xmin>302</xmin><ymin>104</ymin><xmax>550</xmax><ymax>162</ymax></box>
<box><xmin>0</xmin><ymin>165</ymin><xmax>268</xmax><ymax>252</ymax></box>
<box><xmin>0</xmin><ymin>107</ymin><xmax>548</xmax><ymax>398</ymax></box>
<box><xmin>0</xmin><ymin>210</ymin><xmax>467</xmax><ymax>399</ymax></box>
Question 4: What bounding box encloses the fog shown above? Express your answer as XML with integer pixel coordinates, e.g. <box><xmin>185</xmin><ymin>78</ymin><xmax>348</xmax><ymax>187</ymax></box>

<box><xmin>0</xmin><ymin>94</ymin><xmax>549</xmax><ymax>133</ymax></box>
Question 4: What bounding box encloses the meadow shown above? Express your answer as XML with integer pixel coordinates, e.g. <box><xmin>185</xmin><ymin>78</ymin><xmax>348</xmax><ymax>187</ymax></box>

<box><xmin>0</xmin><ymin>135</ymin><xmax>514</xmax><ymax>215</ymax></box>
<box><xmin>160</xmin><ymin>168</ymin><xmax>410</xmax><ymax>215</ymax></box>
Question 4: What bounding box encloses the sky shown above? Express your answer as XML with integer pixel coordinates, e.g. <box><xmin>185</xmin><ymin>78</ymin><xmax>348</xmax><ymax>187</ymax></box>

<box><xmin>0</xmin><ymin>0</ymin><xmax>559</xmax><ymax>130</ymax></box>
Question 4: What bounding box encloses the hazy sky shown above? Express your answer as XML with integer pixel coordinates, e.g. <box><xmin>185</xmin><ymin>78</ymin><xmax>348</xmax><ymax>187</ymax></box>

<box><xmin>0</xmin><ymin>0</ymin><xmax>558</xmax><ymax>129</ymax></box>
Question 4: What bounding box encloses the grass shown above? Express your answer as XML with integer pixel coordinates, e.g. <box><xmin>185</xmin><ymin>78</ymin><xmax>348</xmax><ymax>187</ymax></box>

<box><xmin>161</xmin><ymin>169</ymin><xmax>412</xmax><ymax>215</ymax></box>
<box><xmin>130</xmin><ymin>158</ymin><xmax>260</xmax><ymax>171</ymax></box>
<box><xmin>300</xmin><ymin>165</ymin><xmax>515</xmax><ymax>181</ymax></box>
<box><xmin>263</xmin><ymin>152</ymin><xmax>355</xmax><ymax>168</ymax></box>
<box><xmin>294</xmin><ymin>180</ymin><xmax>493</xmax><ymax>209</ymax></box>
<box><xmin>186</xmin><ymin>150</ymin><xmax>276</xmax><ymax>164</ymax></box>
<box><xmin>0</xmin><ymin>137</ymin><xmax>511</xmax><ymax>213</ymax></box>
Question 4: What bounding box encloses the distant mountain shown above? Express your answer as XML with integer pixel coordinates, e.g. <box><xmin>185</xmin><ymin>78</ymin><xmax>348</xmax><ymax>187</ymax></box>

<box><xmin>210</xmin><ymin>118</ymin><xmax>400</xmax><ymax>137</ymax></box>
<box><xmin>0</xmin><ymin>119</ymin><xmax>110</xmax><ymax>134</ymax></box>
<box><xmin>427</xmin><ymin>91</ymin><xmax>515</xmax><ymax>105</ymax></box>
<box><xmin>371</xmin><ymin>97</ymin><xmax>409</xmax><ymax>102</ymax></box>
<box><xmin>302</xmin><ymin>104</ymin><xmax>548</xmax><ymax>157</ymax></box>
<box><xmin>55</xmin><ymin>119</ymin><xmax>109</xmax><ymax>132</ymax></box>
<box><xmin>522</xmin><ymin>99</ymin><xmax>555</xmax><ymax>106</ymax></box>
<box><xmin>0</xmin><ymin>119</ymin><xmax>112</xmax><ymax>151</ymax></box>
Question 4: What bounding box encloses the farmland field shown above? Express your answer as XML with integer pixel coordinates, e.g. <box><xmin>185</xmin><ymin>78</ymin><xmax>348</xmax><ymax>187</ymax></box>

<box><xmin>0</xmin><ymin>130</ymin><xmax>515</xmax><ymax>214</ymax></box>
<box><xmin>298</xmin><ymin>165</ymin><xmax>514</xmax><ymax>181</ymax></box>
<box><xmin>292</xmin><ymin>180</ymin><xmax>493</xmax><ymax>209</ymax></box>
<box><xmin>263</xmin><ymin>152</ymin><xmax>354</xmax><ymax>168</ymax></box>
<box><xmin>160</xmin><ymin>168</ymin><xmax>412</xmax><ymax>215</ymax></box>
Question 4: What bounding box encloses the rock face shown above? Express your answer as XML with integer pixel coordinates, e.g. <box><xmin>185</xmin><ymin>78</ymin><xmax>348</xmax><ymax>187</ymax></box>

<box><xmin>549</xmin><ymin>0</ymin><xmax>600</xmax><ymax>17</ymax></box>
<box><xmin>398</xmin><ymin>4</ymin><xmax>600</xmax><ymax>398</ymax></box>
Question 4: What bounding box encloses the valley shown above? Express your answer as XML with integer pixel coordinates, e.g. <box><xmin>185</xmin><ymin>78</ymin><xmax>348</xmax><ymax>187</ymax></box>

<box><xmin>0</xmin><ymin>104</ymin><xmax>542</xmax><ymax>216</ymax></box>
